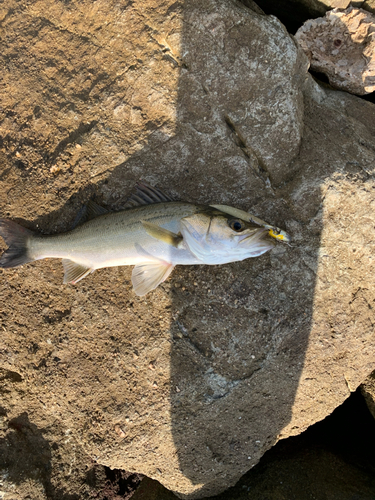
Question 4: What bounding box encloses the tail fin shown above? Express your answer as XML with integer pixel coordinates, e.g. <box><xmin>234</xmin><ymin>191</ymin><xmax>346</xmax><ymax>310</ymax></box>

<box><xmin>0</xmin><ymin>219</ymin><xmax>34</xmax><ymax>268</ymax></box>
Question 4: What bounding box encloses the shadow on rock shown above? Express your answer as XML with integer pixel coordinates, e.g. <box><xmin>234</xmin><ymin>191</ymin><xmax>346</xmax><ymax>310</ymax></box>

<box><xmin>0</xmin><ymin>412</ymin><xmax>77</xmax><ymax>500</ymax></box>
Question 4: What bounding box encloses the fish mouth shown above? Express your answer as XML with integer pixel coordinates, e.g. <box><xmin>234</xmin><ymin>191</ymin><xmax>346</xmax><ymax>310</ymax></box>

<box><xmin>238</xmin><ymin>228</ymin><xmax>272</xmax><ymax>245</ymax></box>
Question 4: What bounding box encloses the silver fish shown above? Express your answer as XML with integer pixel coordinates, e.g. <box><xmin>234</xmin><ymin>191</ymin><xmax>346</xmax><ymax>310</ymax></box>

<box><xmin>0</xmin><ymin>183</ymin><xmax>290</xmax><ymax>296</ymax></box>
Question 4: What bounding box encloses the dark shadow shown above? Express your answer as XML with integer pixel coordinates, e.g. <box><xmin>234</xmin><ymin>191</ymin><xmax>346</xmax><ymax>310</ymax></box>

<box><xmin>241</xmin><ymin>0</ymin><xmax>327</xmax><ymax>34</ymax></box>
<box><xmin>0</xmin><ymin>406</ymin><xmax>142</xmax><ymax>499</ymax></box>
<box><xmin>163</xmin><ymin>2</ymin><xmax>316</xmax><ymax>495</ymax></box>
<box><xmin>241</xmin><ymin>0</ymin><xmax>375</xmax><ymax>104</ymax></box>
<box><xmin>101</xmin><ymin>468</ymin><xmax>143</xmax><ymax>500</ymax></box>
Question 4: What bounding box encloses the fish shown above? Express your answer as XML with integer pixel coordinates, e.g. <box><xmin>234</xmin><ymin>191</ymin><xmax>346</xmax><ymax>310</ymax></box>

<box><xmin>0</xmin><ymin>183</ymin><xmax>290</xmax><ymax>296</ymax></box>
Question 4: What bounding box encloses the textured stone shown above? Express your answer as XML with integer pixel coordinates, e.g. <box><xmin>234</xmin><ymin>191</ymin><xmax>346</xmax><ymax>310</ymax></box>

<box><xmin>0</xmin><ymin>370</ymin><xmax>143</xmax><ymax>500</ymax></box>
<box><xmin>0</xmin><ymin>0</ymin><xmax>375</xmax><ymax>499</ymax></box>
<box><xmin>132</xmin><ymin>391</ymin><xmax>375</xmax><ymax>500</ymax></box>
<box><xmin>363</xmin><ymin>0</ymin><xmax>375</xmax><ymax>15</ymax></box>
<box><xmin>296</xmin><ymin>6</ymin><xmax>375</xmax><ymax>95</ymax></box>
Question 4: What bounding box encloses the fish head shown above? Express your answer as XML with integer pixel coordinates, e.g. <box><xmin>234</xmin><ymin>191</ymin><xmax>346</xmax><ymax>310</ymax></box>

<box><xmin>210</xmin><ymin>204</ymin><xmax>292</xmax><ymax>244</ymax></box>
<box><xmin>180</xmin><ymin>208</ymin><xmax>275</xmax><ymax>264</ymax></box>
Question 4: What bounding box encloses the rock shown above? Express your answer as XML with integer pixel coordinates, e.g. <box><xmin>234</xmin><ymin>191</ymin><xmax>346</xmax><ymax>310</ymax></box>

<box><xmin>363</xmin><ymin>0</ymin><xmax>375</xmax><ymax>15</ymax></box>
<box><xmin>132</xmin><ymin>477</ymin><xmax>178</xmax><ymax>500</ymax></box>
<box><xmin>0</xmin><ymin>369</ymin><xmax>142</xmax><ymax>499</ymax></box>
<box><xmin>109</xmin><ymin>390</ymin><xmax>375</xmax><ymax>499</ymax></box>
<box><xmin>295</xmin><ymin>6</ymin><xmax>375</xmax><ymax>95</ymax></box>
<box><xmin>361</xmin><ymin>370</ymin><xmax>375</xmax><ymax>420</ymax></box>
<box><xmin>203</xmin><ymin>390</ymin><xmax>375</xmax><ymax>500</ymax></box>
<box><xmin>0</xmin><ymin>0</ymin><xmax>375</xmax><ymax>499</ymax></box>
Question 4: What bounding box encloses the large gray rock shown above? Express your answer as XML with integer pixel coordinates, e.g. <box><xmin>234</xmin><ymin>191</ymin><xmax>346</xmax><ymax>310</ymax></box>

<box><xmin>0</xmin><ymin>0</ymin><xmax>375</xmax><ymax>498</ymax></box>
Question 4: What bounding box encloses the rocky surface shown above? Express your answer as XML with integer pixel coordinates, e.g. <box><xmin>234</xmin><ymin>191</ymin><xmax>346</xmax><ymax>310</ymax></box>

<box><xmin>0</xmin><ymin>0</ymin><xmax>375</xmax><ymax>499</ymax></box>
<box><xmin>253</xmin><ymin>0</ymin><xmax>375</xmax><ymax>34</ymax></box>
<box><xmin>296</xmin><ymin>6</ymin><xmax>375</xmax><ymax>95</ymax></box>
<box><xmin>132</xmin><ymin>390</ymin><xmax>375</xmax><ymax>500</ymax></box>
<box><xmin>0</xmin><ymin>375</ymin><xmax>142</xmax><ymax>500</ymax></box>
<box><xmin>363</xmin><ymin>0</ymin><xmax>375</xmax><ymax>15</ymax></box>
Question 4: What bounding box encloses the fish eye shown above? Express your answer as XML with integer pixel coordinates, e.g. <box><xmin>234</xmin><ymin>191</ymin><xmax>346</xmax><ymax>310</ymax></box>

<box><xmin>228</xmin><ymin>219</ymin><xmax>245</xmax><ymax>232</ymax></box>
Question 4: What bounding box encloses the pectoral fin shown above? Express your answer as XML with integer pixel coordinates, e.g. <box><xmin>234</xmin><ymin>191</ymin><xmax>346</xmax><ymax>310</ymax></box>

<box><xmin>62</xmin><ymin>259</ymin><xmax>93</xmax><ymax>284</ymax></box>
<box><xmin>141</xmin><ymin>221</ymin><xmax>183</xmax><ymax>248</ymax></box>
<box><xmin>132</xmin><ymin>261</ymin><xmax>174</xmax><ymax>296</ymax></box>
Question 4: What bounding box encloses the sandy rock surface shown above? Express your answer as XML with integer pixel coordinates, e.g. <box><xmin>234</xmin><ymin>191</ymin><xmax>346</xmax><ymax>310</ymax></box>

<box><xmin>0</xmin><ymin>0</ymin><xmax>375</xmax><ymax>498</ymax></box>
<box><xmin>296</xmin><ymin>6</ymin><xmax>375</xmax><ymax>95</ymax></box>
<box><xmin>0</xmin><ymin>378</ymin><xmax>142</xmax><ymax>500</ymax></box>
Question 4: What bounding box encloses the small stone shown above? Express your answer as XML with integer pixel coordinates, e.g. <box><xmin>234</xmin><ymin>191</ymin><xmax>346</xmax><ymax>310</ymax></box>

<box><xmin>50</xmin><ymin>165</ymin><xmax>61</xmax><ymax>174</ymax></box>
<box><xmin>114</xmin><ymin>424</ymin><xmax>126</xmax><ymax>438</ymax></box>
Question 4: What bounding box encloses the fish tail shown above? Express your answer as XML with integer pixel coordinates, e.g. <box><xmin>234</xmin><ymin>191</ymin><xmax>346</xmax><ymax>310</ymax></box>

<box><xmin>0</xmin><ymin>219</ymin><xmax>34</xmax><ymax>268</ymax></box>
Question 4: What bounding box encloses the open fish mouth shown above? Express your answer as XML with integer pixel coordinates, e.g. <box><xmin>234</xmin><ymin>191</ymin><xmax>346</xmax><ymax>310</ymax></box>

<box><xmin>237</xmin><ymin>229</ymin><xmax>276</xmax><ymax>257</ymax></box>
<box><xmin>238</xmin><ymin>228</ymin><xmax>273</xmax><ymax>245</ymax></box>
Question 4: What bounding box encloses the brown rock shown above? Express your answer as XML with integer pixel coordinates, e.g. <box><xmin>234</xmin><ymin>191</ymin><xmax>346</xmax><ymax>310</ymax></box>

<box><xmin>295</xmin><ymin>6</ymin><xmax>375</xmax><ymax>95</ymax></box>
<box><xmin>363</xmin><ymin>0</ymin><xmax>375</xmax><ymax>14</ymax></box>
<box><xmin>132</xmin><ymin>391</ymin><xmax>375</xmax><ymax>500</ymax></box>
<box><xmin>0</xmin><ymin>0</ymin><xmax>375</xmax><ymax>499</ymax></box>
<box><xmin>0</xmin><ymin>369</ymin><xmax>142</xmax><ymax>499</ymax></box>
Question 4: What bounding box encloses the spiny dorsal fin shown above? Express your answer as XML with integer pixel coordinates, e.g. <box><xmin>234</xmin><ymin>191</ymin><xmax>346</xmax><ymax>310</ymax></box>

<box><xmin>62</xmin><ymin>259</ymin><xmax>93</xmax><ymax>284</ymax></box>
<box><xmin>86</xmin><ymin>200</ymin><xmax>110</xmax><ymax>218</ymax></box>
<box><xmin>123</xmin><ymin>182</ymin><xmax>174</xmax><ymax>208</ymax></box>
<box><xmin>131</xmin><ymin>261</ymin><xmax>174</xmax><ymax>296</ymax></box>
<box><xmin>72</xmin><ymin>200</ymin><xmax>110</xmax><ymax>229</ymax></box>
<box><xmin>141</xmin><ymin>221</ymin><xmax>183</xmax><ymax>248</ymax></box>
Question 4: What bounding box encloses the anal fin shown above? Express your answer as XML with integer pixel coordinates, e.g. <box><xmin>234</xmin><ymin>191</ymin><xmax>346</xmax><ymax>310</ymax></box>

<box><xmin>131</xmin><ymin>261</ymin><xmax>174</xmax><ymax>296</ymax></box>
<box><xmin>62</xmin><ymin>259</ymin><xmax>93</xmax><ymax>284</ymax></box>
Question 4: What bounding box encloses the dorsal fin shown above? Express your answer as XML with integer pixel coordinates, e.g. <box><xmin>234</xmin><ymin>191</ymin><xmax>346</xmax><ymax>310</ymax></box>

<box><xmin>123</xmin><ymin>182</ymin><xmax>174</xmax><ymax>208</ymax></box>
<box><xmin>86</xmin><ymin>200</ymin><xmax>109</xmax><ymax>218</ymax></box>
<box><xmin>71</xmin><ymin>200</ymin><xmax>110</xmax><ymax>229</ymax></box>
